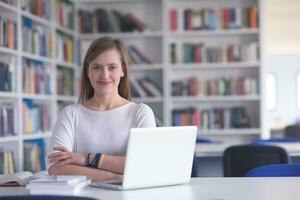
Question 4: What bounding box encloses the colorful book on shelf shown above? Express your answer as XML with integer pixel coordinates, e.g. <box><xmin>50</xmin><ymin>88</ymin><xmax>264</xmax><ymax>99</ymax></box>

<box><xmin>22</xmin><ymin>99</ymin><xmax>51</xmax><ymax>134</ymax></box>
<box><xmin>139</xmin><ymin>77</ymin><xmax>162</xmax><ymax>97</ymax></box>
<box><xmin>170</xmin><ymin>43</ymin><xmax>177</xmax><ymax>63</ymax></box>
<box><xmin>79</xmin><ymin>8</ymin><xmax>147</xmax><ymax>33</ymax></box>
<box><xmin>126</xmin><ymin>13</ymin><xmax>146</xmax><ymax>32</ymax></box>
<box><xmin>0</xmin><ymin>16</ymin><xmax>17</xmax><ymax>49</ymax></box>
<box><xmin>130</xmin><ymin>76</ymin><xmax>147</xmax><ymax>97</ymax></box>
<box><xmin>23</xmin><ymin>139</ymin><xmax>46</xmax><ymax>172</ymax></box>
<box><xmin>56</xmin><ymin>31</ymin><xmax>74</xmax><ymax>63</ymax></box>
<box><xmin>175</xmin><ymin>42</ymin><xmax>259</xmax><ymax>64</ymax></box>
<box><xmin>0</xmin><ymin>103</ymin><xmax>17</xmax><ymax>137</ymax></box>
<box><xmin>128</xmin><ymin>46</ymin><xmax>151</xmax><ymax>65</ymax></box>
<box><xmin>56</xmin><ymin>66</ymin><xmax>74</xmax><ymax>96</ymax></box>
<box><xmin>0</xmin><ymin>61</ymin><xmax>13</xmax><ymax>92</ymax></box>
<box><xmin>182</xmin><ymin>6</ymin><xmax>258</xmax><ymax>30</ymax></box>
<box><xmin>172</xmin><ymin>108</ymin><xmax>199</xmax><ymax>126</ymax></box>
<box><xmin>22</xmin><ymin>58</ymin><xmax>52</xmax><ymax>95</ymax></box>
<box><xmin>172</xmin><ymin>106</ymin><xmax>258</xmax><ymax>129</ymax></box>
<box><xmin>0</xmin><ymin>148</ymin><xmax>15</xmax><ymax>174</ymax></box>
<box><xmin>169</xmin><ymin>8</ymin><xmax>177</xmax><ymax>31</ymax></box>
<box><xmin>56</xmin><ymin>0</ymin><xmax>74</xmax><ymax>29</ymax></box>
<box><xmin>107</xmin><ymin>11</ymin><xmax>120</xmax><ymax>33</ymax></box>
<box><xmin>21</xmin><ymin>0</ymin><xmax>51</xmax><ymax>20</ymax></box>
<box><xmin>0</xmin><ymin>171</ymin><xmax>47</xmax><ymax>186</ymax></box>
<box><xmin>22</xmin><ymin>17</ymin><xmax>52</xmax><ymax>57</ymax></box>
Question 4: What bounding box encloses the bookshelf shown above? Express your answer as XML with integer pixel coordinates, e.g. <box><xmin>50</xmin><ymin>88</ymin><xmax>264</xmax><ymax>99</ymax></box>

<box><xmin>166</xmin><ymin>0</ymin><xmax>264</xmax><ymax>145</ymax></box>
<box><xmin>0</xmin><ymin>0</ymin><xmax>79</xmax><ymax>173</ymax></box>
<box><xmin>0</xmin><ymin>0</ymin><xmax>266</xmax><ymax>173</ymax></box>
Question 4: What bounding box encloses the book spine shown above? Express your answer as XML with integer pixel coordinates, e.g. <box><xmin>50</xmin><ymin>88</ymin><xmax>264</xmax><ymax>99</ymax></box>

<box><xmin>24</xmin><ymin>139</ymin><xmax>46</xmax><ymax>172</ymax></box>
<box><xmin>0</xmin><ymin>16</ymin><xmax>17</xmax><ymax>49</ymax></box>
<box><xmin>169</xmin><ymin>9</ymin><xmax>177</xmax><ymax>31</ymax></box>
<box><xmin>22</xmin><ymin>99</ymin><xmax>51</xmax><ymax>135</ymax></box>
<box><xmin>22</xmin><ymin>17</ymin><xmax>52</xmax><ymax>57</ymax></box>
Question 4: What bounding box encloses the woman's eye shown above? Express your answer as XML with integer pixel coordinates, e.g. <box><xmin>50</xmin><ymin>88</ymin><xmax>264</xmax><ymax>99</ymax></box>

<box><xmin>92</xmin><ymin>66</ymin><xmax>100</xmax><ymax>70</ymax></box>
<box><xmin>109</xmin><ymin>66</ymin><xmax>117</xmax><ymax>71</ymax></box>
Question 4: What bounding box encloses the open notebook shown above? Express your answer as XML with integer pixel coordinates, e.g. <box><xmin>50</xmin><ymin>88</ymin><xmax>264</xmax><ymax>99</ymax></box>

<box><xmin>0</xmin><ymin>171</ymin><xmax>47</xmax><ymax>186</ymax></box>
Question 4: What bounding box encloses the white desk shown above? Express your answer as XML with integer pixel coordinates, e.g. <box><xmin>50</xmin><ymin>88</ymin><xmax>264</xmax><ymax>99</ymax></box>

<box><xmin>1</xmin><ymin>177</ymin><xmax>300</xmax><ymax>200</ymax></box>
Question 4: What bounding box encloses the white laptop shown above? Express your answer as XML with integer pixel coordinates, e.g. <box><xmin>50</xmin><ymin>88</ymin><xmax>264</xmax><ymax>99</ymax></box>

<box><xmin>90</xmin><ymin>126</ymin><xmax>197</xmax><ymax>190</ymax></box>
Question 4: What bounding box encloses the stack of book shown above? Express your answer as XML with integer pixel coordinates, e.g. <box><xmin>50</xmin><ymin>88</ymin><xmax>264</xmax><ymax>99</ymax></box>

<box><xmin>26</xmin><ymin>175</ymin><xmax>91</xmax><ymax>195</ymax></box>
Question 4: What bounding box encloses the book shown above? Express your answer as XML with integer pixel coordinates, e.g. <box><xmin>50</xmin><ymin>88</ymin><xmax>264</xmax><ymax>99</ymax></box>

<box><xmin>27</xmin><ymin>176</ymin><xmax>90</xmax><ymax>195</ymax></box>
<box><xmin>27</xmin><ymin>179</ymin><xmax>91</xmax><ymax>190</ymax></box>
<box><xmin>29</xmin><ymin>175</ymin><xmax>87</xmax><ymax>185</ymax></box>
<box><xmin>0</xmin><ymin>171</ymin><xmax>47</xmax><ymax>186</ymax></box>
<box><xmin>130</xmin><ymin>76</ymin><xmax>146</xmax><ymax>97</ymax></box>
<box><xmin>169</xmin><ymin>8</ymin><xmax>177</xmax><ymax>31</ymax></box>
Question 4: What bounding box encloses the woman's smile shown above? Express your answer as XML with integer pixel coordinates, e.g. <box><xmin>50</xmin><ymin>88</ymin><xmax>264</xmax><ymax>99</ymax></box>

<box><xmin>97</xmin><ymin>80</ymin><xmax>113</xmax><ymax>86</ymax></box>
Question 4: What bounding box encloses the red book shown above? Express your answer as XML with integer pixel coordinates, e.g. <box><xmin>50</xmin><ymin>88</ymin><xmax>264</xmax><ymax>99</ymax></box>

<box><xmin>169</xmin><ymin>9</ymin><xmax>177</xmax><ymax>31</ymax></box>
<box><xmin>223</xmin><ymin>9</ymin><xmax>229</xmax><ymax>29</ymax></box>
<box><xmin>194</xmin><ymin>44</ymin><xmax>203</xmax><ymax>63</ymax></box>
<box><xmin>7</xmin><ymin>20</ymin><xmax>14</xmax><ymax>49</ymax></box>
<box><xmin>193</xmin><ymin>109</ymin><xmax>200</xmax><ymax>126</ymax></box>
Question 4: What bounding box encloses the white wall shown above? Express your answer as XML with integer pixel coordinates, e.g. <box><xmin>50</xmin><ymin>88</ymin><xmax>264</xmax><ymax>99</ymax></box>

<box><xmin>265</xmin><ymin>0</ymin><xmax>300</xmax><ymax>55</ymax></box>
<box><xmin>264</xmin><ymin>0</ymin><xmax>300</xmax><ymax>130</ymax></box>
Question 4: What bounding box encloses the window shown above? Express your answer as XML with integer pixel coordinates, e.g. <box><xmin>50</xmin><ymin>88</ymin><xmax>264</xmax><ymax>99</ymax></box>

<box><xmin>297</xmin><ymin>74</ymin><xmax>300</xmax><ymax>109</ymax></box>
<box><xmin>266</xmin><ymin>73</ymin><xmax>277</xmax><ymax>111</ymax></box>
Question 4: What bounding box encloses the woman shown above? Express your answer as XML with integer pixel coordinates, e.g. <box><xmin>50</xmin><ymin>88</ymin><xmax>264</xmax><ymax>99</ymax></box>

<box><xmin>47</xmin><ymin>37</ymin><xmax>156</xmax><ymax>180</ymax></box>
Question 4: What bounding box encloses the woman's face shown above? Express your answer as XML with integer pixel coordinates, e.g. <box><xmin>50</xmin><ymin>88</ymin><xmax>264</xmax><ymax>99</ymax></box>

<box><xmin>88</xmin><ymin>48</ymin><xmax>124</xmax><ymax>96</ymax></box>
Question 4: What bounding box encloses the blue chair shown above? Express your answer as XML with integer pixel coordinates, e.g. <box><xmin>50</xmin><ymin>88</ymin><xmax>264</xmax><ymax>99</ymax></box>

<box><xmin>245</xmin><ymin>163</ymin><xmax>300</xmax><ymax>177</ymax></box>
<box><xmin>223</xmin><ymin>144</ymin><xmax>289</xmax><ymax>177</ymax></box>
<box><xmin>252</xmin><ymin>137</ymin><xmax>300</xmax><ymax>144</ymax></box>
<box><xmin>196</xmin><ymin>138</ymin><xmax>213</xmax><ymax>143</ymax></box>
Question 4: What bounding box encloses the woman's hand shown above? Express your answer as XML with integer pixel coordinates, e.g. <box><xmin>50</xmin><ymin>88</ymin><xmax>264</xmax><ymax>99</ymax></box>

<box><xmin>48</xmin><ymin>146</ymin><xmax>85</xmax><ymax>166</ymax></box>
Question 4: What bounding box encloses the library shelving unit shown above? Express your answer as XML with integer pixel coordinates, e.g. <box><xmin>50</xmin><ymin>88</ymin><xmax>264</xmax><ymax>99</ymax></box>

<box><xmin>0</xmin><ymin>0</ymin><xmax>80</xmax><ymax>173</ymax></box>
<box><xmin>165</xmin><ymin>0</ymin><xmax>264</xmax><ymax>150</ymax></box>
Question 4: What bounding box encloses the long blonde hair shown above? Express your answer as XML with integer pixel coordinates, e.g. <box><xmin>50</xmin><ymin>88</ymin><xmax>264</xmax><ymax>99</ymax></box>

<box><xmin>78</xmin><ymin>37</ymin><xmax>131</xmax><ymax>103</ymax></box>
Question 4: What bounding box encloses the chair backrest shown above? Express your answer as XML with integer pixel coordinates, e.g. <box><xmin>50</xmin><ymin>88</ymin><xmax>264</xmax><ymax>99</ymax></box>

<box><xmin>285</xmin><ymin>125</ymin><xmax>300</xmax><ymax>138</ymax></box>
<box><xmin>191</xmin><ymin>156</ymin><xmax>200</xmax><ymax>177</ymax></box>
<box><xmin>223</xmin><ymin>144</ymin><xmax>289</xmax><ymax>177</ymax></box>
<box><xmin>245</xmin><ymin>163</ymin><xmax>300</xmax><ymax>177</ymax></box>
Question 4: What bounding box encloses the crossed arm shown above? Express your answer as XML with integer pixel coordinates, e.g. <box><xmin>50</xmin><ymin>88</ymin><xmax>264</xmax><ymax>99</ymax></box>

<box><xmin>48</xmin><ymin>146</ymin><xmax>126</xmax><ymax>181</ymax></box>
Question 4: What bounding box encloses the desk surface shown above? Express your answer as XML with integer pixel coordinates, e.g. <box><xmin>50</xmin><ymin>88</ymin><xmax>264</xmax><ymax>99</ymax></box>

<box><xmin>1</xmin><ymin>177</ymin><xmax>300</xmax><ymax>200</ymax></box>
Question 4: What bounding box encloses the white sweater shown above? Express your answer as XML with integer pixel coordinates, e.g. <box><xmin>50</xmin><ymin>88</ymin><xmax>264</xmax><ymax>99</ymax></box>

<box><xmin>47</xmin><ymin>102</ymin><xmax>156</xmax><ymax>169</ymax></box>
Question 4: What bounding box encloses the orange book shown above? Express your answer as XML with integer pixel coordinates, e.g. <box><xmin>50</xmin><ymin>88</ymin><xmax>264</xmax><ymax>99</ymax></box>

<box><xmin>7</xmin><ymin>20</ymin><xmax>14</xmax><ymax>49</ymax></box>
<box><xmin>181</xmin><ymin>112</ymin><xmax>190</xmax><ymax>126</ymax></box>
<box><xmin>250</xmin><ymin>7</ymin><xmax>257</xmax><ymax>28</ymax></box>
